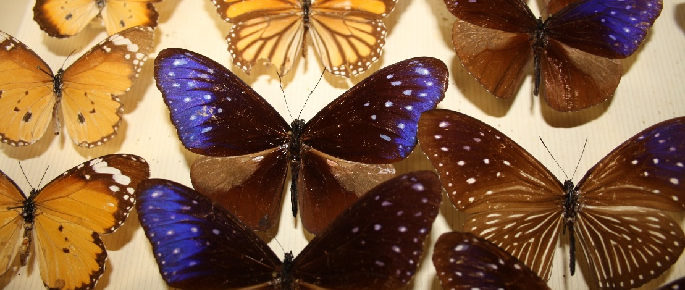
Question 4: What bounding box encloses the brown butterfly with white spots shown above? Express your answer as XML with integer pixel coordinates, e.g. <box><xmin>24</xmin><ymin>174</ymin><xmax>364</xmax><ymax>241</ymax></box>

<box><xmin>33</xmin><ymin>0</ymin><xmax>161</xmax><ymax>37</ymax></box>
<box><xmin>418</xmin><ymin>109</ymin><xmax>685</xmax><ymax>289</ymax></box>
<box><xmin>0</xmin><ymin>26</ymin><xmax>154</xmax><ymax>147</ymax></box>
<box><xmin>0</xmin><ymin>154</ymin><xmax>149</xmax><ymax>289</ymax></box>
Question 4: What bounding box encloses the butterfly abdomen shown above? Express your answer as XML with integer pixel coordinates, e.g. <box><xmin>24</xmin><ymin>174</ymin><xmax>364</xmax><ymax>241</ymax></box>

<box><xmin>19</xmin><ymin>194</ymin><xmax>36</xmax><ymax>266</ymax></box>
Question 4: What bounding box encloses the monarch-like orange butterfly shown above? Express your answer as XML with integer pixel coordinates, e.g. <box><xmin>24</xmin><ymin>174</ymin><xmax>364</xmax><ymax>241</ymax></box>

<box><xmin>0</xmin><ymin>26</ymin><xmax>154</xmax><ymax>147</ymax></box>
<box><xmin>0</xmin><ymin>154</ymin><xmax>149</xmax><ymax>289</ymax></box>
<box><xmin>33</xmin><ymin>0</ymin><xmax>161</xmax><ymax>37</ymax></box>
<box><xmin>211</xmin><ymin>0</ymin><xmax>397</xmax><ymax>76</ymax></box>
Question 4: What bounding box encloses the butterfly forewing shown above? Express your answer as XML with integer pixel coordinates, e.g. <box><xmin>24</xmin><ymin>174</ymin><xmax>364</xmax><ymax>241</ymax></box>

<box><xmin>308</xmin><ymin>0</ymin><xmax>396</xmax><ymax>76</ymax></box>
<box><xmin>61</xmin><ymin>26</ymin><xmax>154</xmax><ymax>147</ymax></box>
<box><xmin>154</xmin><ymin>48</ymin><xmax>291</xmax><ymax>156</ymax></box>
<box><xmin>303</xmin><ymin>57</ymin><xmax>448</xmax><ymax>163</ymax></box>
<box><xmin>102</xmin><ymin>0</ymin><xmax>160</xmax><ymax>35</ymax></box>
<box><xmin>190</xmin><ymin>147</ymin><xmax>289</xmax><ymax>232</ymax></box>
<box><xmin>33</xmin><ymin>0</ymin><xmax>100</xmax><ymax>37</ymax></box>
<box><xmin>432</xmin><ymin>232</ymin><xmax>550</xmax><ymax>290</ymax></box>
<box><xmin>297</xmin><ymin>146</ymin><xmax>395</xmax><ymax>235</ymax></box>
<box><xmin>546</xmin><ymin>0</ymin><xmax>663</xmax><ymax>58</ymax></box>
<box><xmin>293</xmin><ymin>171</ymin><xmax>441</xmax><ymax>288</ymax></box>
<box><xmin>443</xmin><ymin>0</ymin><xmax>537</xmax><ymax>33</ymax></box>
<box><xmin>578</xmin><ymin>117</ymin><xmax>685</xmax><ymax>210</ymax></box>
<box><xmin>575</xmin><ymin>207</ymin><xmax>685</xmax><ymax>289</ymax></box>
<box><xmin>0</xmin><ymin>171</ymin><xmax>26</xmax><ymax>275</ymax></box>
<box><xmin>137</xmin><ymin>179</ymin><xmax>282</xmax><ymax>288</ymax></box>
<box><xmin>0</xmin><ymin>31</ymin><xmax>56</xmax><ymax>146</ymax></box>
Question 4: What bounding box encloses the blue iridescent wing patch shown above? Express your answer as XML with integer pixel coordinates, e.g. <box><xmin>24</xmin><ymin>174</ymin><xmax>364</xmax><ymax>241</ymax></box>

<box><xmin>302</xmin><ymin>57</ymin><xmax>448</xmax><ymax>163</ymax></box>
<box><xmin>154</xmin><ymin>48</ymin><xmax>290</xmax><ymax>156</ymax></box>
<box><xmin>136</xmin><ymin>179</ymin><xmax>282</xmax><ymax>288</ymax></box>
<box><xmin>547</xmin><ymin>0</ymin><xmax>663</xmax><ymax>58</ymax></box>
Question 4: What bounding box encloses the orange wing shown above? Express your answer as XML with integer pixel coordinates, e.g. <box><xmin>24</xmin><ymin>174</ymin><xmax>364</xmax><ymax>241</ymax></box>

<box><xmin>0</xmin><ymin>31</ymin><xmax>56</xmax><ymax>146</ymax></box>
<box><xmin>33</xmin><ymin>0</ymin><xmax>100</xmax><ymax>38</ymax></box>
<box><xmin>0</xmin><ymin>170</ymin><xmax>26</xmax><ymax>276</ymax></box>
<box><xmin>102</xmin><ymin>0</ymin><xmax>161</xmax><ymax>35</ymax></box>
<box><xmin>34</xmin><ymin>0</ymin><xmax>160</xmax><ymax>37</ymax></box>
<box><xmin>212</xmin><ymin>0</ymin><xmax>305</xmax><ymax>75</ymax></box>
<box><xmin>31</xmin><ymin>154</ymin><xmax>149</xmax><ymax>289</ymax></box>
<box><xmin>309</xmin><ymin>0</ymin><xmax>397</xmax><ymax>76</ymax></box>
<box><xmin>61</xmin><ymin>26</ymin><xmax>154</xmax><ymax>147</ymax></box>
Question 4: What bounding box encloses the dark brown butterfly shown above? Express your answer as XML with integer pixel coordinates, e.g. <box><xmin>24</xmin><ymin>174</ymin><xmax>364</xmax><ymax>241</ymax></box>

<box><xmin>443</xmin><ymin>0</ymin><xmax>663</xmax><ymax>111</ymax></box>
<box><xmin>154</xmin><ymin>48</ymin><xmax>447</xmax><ymax>235</ymax></box>
<box><xmin>0</xmin><ymin>154</ymin><xmax>149</xmax><ymax>289</ymax></box>
<box><xmin>137</xmin><ymin>171</ymin><xmax>441</xmax><ymax>289</ymax></box>
<box><xmin>433</xmin><ymin>231</ymin><xmax>549</xmax><ymax>289</ymax></box>
<box><xmin>418</xmin><ymin>109</ymin><xmax>685</xmax><ymax>289</ymax></box>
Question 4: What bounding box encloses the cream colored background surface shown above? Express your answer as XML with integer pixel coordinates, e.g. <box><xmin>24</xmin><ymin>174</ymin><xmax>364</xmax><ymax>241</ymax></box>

<box><xmin>0</xmin><ymin>1</ymin><xmax>684</xmax><ymax>289</ymax></box>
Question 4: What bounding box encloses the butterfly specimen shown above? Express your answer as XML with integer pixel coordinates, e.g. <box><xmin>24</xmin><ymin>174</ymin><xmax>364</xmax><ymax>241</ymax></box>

<box><xmin>0</xmin><ymin>154</ymin><xmax>149</xmax><ymax>289</ymax></box>
<box><xmin>418</xmin><ymin>109</ymin><xmax>685</xmax><ymax>289</ymax></box>
<box><xmin>210</xmin><ymin>0</ymin><xmax>397</xmax><ymax>76</ymax></box>
<box><xmin>433</xmin><ymin>231</ymin><xmax>549</xmax><ymax>289</ymax></box>
<box><xmin>33</xmin><ymin>0</ymin><xmax>161</xmax><ymax>37</ymax></box>
<box><xmin>443</xmin><ymin>0</ymin><xmax>663</xmax><ymax>111</ymax></box>
<box><xmin>0</xmin><ymin>26</ymin><xmax>154</xmax><ymax>147</ymax></box>
<box><xmin>154</xmin><ymin>48</ymin><xmax>447</xmax><ymax>234</ymax></box>
<box><xmin>137</xmin><ymin>171</ymin><xmax>441</xmax><ymax>288</ymax></box>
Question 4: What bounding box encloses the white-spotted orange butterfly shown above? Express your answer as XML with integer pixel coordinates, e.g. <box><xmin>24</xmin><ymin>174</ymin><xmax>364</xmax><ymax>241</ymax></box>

<box><xmin>33</xmin><ymin>0</ymin><xmax>161</xmax><ymax>37</ymax></box>
<box><xmin>0</xmin><ymin>26</ymin><xmax>154</xmax><ymax>147</ymax></box>
<box><xmin>0</xmin><ymin>154</ymin><xmax>149</xmax><ymax>289</ymax></box>
<box><xmin>211</xmin><ymin>0</ymin><xmax>397</xmax><ymax>77</ymax></box>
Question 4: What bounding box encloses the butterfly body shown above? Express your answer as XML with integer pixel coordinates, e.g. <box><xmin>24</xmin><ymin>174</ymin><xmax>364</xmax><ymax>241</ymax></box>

<box><xmin>418</xmin><ymin>109</ymin><xmax>685</xmax><ymax>289</ymax></box>
<box><xmin>155</xmin><ymin>49</ymin><xmax>447</xmax><ymax>234</ymax></box>
<box><xmin>137</xmin><ymin>171</ymin><xmax>441</xmax><ymax>289</ymax></box>
<box><xmin>0</xmin><ymin>27</ymin><xmax>154</xmax><ymax>147</ymax></box>
<box><xmin>212</xmin><ymin>0</ymin><xmax>397</xmax><ymax>76</ymax></box>
<box><xmin>0</xmin><ymin>154</ymin><xmax>150</xmax><ymax>289</ymax></box>
<box><xmin>444</xmin><ymin>0</ymin><xmax>663</xmax><ymax>111</ymax></box>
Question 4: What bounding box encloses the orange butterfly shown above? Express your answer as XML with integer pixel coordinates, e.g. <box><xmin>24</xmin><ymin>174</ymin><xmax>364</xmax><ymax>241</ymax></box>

<box><xmin>211</xmin><ymin>0</ymin><xmax>397</xmax><ymax>76</ymax></box>
<box><xmin>33</xmin><ymin>0</ymin><xmax>161</xmax><ymax>37</ymax></box>
<box><xmin>0</xmin><ymin>154</ymin><xmax>149</xmax><ymax>289</ymax></box>
<box><xmin>0</xmin><ymin>26</ymin><xmax>154</xmax><ymax>147</ymax></box>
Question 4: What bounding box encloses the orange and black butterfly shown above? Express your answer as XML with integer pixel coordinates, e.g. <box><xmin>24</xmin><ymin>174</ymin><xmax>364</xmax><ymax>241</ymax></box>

<box><xmin>33</xmin><ymin>0</ymin><xmax>161</xmax><ymax>37</ymax></box>
<box><xmin>210</xmin><ymin>0</ymin><xmax>397</xmax><ymax>77</ymax></box>
<box><xmin>0</xmin><ymin>26</ymin><xmax>154</xmax><ymax>147</ymax></box>
<box><xmin>0</xmin><ymin>154</ymin><xmax>149</xmax><ymax>289</ymax></box>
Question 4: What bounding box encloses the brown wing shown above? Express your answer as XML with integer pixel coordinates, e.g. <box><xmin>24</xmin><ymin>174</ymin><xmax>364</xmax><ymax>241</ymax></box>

<box><xmin>575</xmin><ymin>207</ymin><xmax>685</xmax><ymax>289</ymax></box>
<box><xmin>61</xmin><ymin>26</ymin><xmax>154</xmax><ymax>147</ymax></box>
<box><xmin>33</xmin><ymin>0</ymin><xmax>100</xmax><ymax>37</ymax></box>
<box><xmin>31</xmin><ymin>154</ymin><xmax>149</xmax><ymax>289</ymax></box>
<box><xmin>0</xmin><ymin>170</ymin><xmax>27</xmax><ymax>276</ymax></box>
<box><xmin>102</xmin><ymin>0</ymin><xmax>161</xmax><ymax>35</ymax></box>
<box><xmin>297</xmin><ymin>146</ymin><xmax>395</xmax><ymax>235</ymax></box>
<box><xmin>190</xmin><ymin>146</ymin><xmax>289</xmax><ymax>232</ymax></box>
<box><xmin>0</xmin><ymin>31</ymin><xmax>56</xmax><ymax>146</ymax></box>
<box><xmin>308</xmin><ymin>0</ymin><xmax>397</xmax><ymax>76</ymax></box>
<box><xmin>539</xmin><ymin>39</ymin><xmax>621</xmax><ymax>111</ymax></box>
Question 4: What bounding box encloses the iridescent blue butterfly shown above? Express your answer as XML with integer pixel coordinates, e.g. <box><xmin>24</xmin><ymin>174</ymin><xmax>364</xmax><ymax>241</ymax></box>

<box><xmin>444</xmin><ymin>0</ymin><xmax>662</xmax><ymax>111</ymax></box>
<box><xmin>154</xmin><ymin>48</ymin><xmax>448</xmax><ymax>234</ymax></box>
<box><xmin>137</xmin><ymin>171</ymin><xmax>442</xmax><ymax>288</ymax></box>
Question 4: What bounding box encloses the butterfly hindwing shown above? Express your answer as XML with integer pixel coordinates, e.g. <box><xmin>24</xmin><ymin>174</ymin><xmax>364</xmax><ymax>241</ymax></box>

<box><xmin>303</xmin><ymin>57</ymin><xmax>448</xmax><ymax>163</ymax></box>
<box><xmin>546</xmin><ymin>0</ymin><xmax>663</xmax><ymax>58</ymax></box>
<box><xmin>137</xmin><ymin>179</ymin><xmax>282</xmax><ymax>288</ymax></box>
<box><xmin>190</xmin><ymin>147</ymin><xmax>290</xmax><ymax>232</ymax></box>
<box><xmin>432</xmin><ymin>232</ymin><xmax>550</xmax><ymax>290</ymax></box>
<box><xmin>0</xmin><ymin>171</ymin><xmax>26</xmax><ymax>276</ymax></box>
<box><xmin>0</xmin><ymin>31</ymin><xmax>56</xmax><ymax>146</ymax></box>
<box><xmin>154</xmin><ymin>48</ymin><xmax>291</xmax><ymax>156</ymax></box>
<box><xmin>101</xmin><ymin>0</ymin><xmax>160</xmax><ymax>36</ymax></box>
<box><xmin>292</xmin><ymin>171</ymin><xmax>441</xmax><ymax>288</ymax></box>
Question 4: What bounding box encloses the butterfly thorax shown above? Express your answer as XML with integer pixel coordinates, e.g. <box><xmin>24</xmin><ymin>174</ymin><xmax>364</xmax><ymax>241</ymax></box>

<box><xmin>532</xmin><ymin>17</ymin><xmax>548</xmax><ymax>96</ymax></box>
<box><xmin>302</xmin><ymin>0</ymin><xmax>311</xmax><ymax>25</ymax></box>
<box><xmin>288</xmin><ymin>119</ymin><xmax>306</xmax><ymax>217</ymax></box>
<box><xmin>21</xmin><ymin>190</ymin><xmax>37</xmax><ymax>223</ymax></box>
<box><xmin>53</xmin><ymin>68</ymin><xmax>65</xmax><ymax>99</ymax></box>
<box><xmin>280</xmin><ymin>252</ymin><xmax>295</xmax><ymax>289</ymax></box>
<box><xmin>96</xmin><ymin>0</ymin><xmax>106</xmax><ymax>9</ymax></box>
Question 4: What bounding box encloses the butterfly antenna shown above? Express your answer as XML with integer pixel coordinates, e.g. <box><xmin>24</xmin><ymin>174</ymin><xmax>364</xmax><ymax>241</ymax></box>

<box><xmin>276</xmin><ymin>70</ymin><xmax>294</xmax><ymax>120</ymax></box>
<box><xmin>297</xmin><ymin>68</ymin><xmax>326</xmax><ymax>119</ymax></box>
<box><xmin>539</xmin><ymin>137</ymin><xmax>569</xmax><ymax>180</ymax></box>
<box><xmin>571</xmin><ymin>139</ymin><xmax>588</xmax><ymax>180</ymax></box>
<box><xmin>17</xmin><ymin>161</ymin><xmax>34</xmax><ymax>189</ymax></box>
